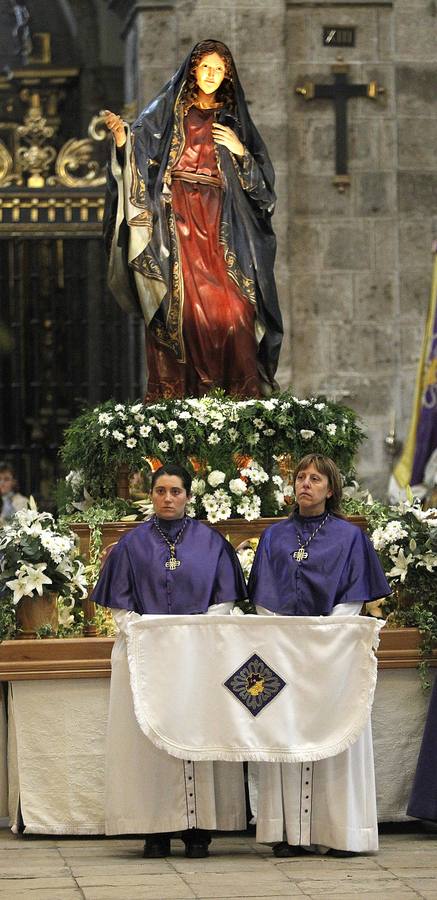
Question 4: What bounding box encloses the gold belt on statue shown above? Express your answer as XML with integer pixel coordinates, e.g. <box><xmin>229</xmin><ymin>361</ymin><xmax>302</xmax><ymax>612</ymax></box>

<box><xmin>171</xmin><ymin>170</ymin><xmax>222</xmax><ymax>188</ymax></box>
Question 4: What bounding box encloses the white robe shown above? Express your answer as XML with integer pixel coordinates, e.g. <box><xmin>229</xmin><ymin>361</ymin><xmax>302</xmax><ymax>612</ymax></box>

<box><xmin>255</xmin><ymin>602</ymin><xmax>379</xmax><ymax>853</ymax></box>
<box><xmin>105</xmin><ymin>606</ymin><xmax>246</xmax><ymax>836</ymax></box>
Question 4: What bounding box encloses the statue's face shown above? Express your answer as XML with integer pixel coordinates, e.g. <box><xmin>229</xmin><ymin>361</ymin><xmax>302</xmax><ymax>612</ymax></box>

<box><xmin>195</xmin><ymin>52</ymin><xmax>226</xmax><ymax>95</ymax></box>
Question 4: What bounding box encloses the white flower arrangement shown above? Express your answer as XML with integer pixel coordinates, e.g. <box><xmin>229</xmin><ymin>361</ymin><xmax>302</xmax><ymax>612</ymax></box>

<box><xmin>368</xmin><ymin>499</ymin><xmax>437</xmax><ymax>599</ymax></box>
<box><xmin>189</xmin><ymin>465</ymin><xmax>279</xmax><ymax>524</ymax></box>
<box><xmin>0</xmin><ymin>499</ymin><xmax>88</xmax><ymax>608</ymax></box>
<box><xmin>61</xmin><ymin>391</ymin><xmax>364</xmax><ymax>511</ymax></box>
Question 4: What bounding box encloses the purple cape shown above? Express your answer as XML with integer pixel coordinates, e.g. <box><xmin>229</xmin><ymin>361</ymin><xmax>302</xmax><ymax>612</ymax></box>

<box><xmin>407</xmin><ymin>676</ymin><xmax>437</xmax><ymax>821</ymax></box>
<box><xmin>248</xmin><ymin>513</ymin><xmax>392</xmax><ymax>615</ymax></box>
<box><xmin>92</xmin><ymin>517</ymin><xmax>247</xmax><ymax>615</ymax></box>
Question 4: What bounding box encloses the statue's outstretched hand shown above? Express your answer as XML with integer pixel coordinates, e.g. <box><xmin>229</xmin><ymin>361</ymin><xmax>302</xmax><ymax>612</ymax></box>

<box><xmin>104</xmin><ymin>110</ymin><xmax>127</xmax><ymax>148</ymax></box>
<box><xmin>212</xmin><ymin>123</ymin><xmax>244</xmax><ymax>157</ymax></box>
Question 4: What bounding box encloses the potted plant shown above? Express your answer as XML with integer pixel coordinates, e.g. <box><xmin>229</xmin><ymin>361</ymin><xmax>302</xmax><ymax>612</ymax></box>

<box><xmin>369</xmin><ymin>501</ymin><xmax>437</xmax><ymax>659</ymax></box>
<box><xmin>0</xmin><ymin>499</ymin><xmax>88</xmax><ymax>640</ymax></box>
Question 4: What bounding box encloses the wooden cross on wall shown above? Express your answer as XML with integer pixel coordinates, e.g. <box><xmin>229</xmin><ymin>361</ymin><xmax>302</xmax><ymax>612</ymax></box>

<box><xmin>296</xmin><ymin>63</ymin><xmax>384</xmax><ymax>192</ymax></box>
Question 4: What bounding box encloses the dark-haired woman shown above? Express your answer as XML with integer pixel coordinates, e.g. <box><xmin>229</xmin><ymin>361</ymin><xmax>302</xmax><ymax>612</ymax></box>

<box><xmin>92</xmin><ymin>463</ymin><xmax>247</xmax><ymax>858</ymax></box>
<box><xmin>104</xmin><ymin>40</ymin><xmax>282</xmax><ymax>400</ymax></box>
<box><xmin>248</xmin><ymin>455</ymin><xmax>391</xmax><ymax>858</ymax></box>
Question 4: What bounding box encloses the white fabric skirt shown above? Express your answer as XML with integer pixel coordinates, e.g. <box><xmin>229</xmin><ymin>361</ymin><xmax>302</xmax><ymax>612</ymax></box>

<box><xmin>105</xmin><ymin>633</ymin><xmax>246</xmax><ymax>835</ymax></box>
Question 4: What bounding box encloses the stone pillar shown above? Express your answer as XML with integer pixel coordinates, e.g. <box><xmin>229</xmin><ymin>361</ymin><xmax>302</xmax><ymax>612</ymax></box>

<box><xmin>286</xmin><ymin>0</ymin><xmax>437</xmax><ymax>494</ymax></box>
<box><xmin>109</xmin><ymin>0</ymin><xmax>178</xmax><ymax>112</ymax></box>
<box><xmin>287</xmin><ymin>0</ymin><xmax>396</xmax><ymax>492</ymax></box>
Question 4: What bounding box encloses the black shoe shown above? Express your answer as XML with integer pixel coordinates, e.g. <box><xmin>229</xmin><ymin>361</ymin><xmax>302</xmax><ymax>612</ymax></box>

<box><xmin>143</xmin><ymin>835</ymin><xmax>171</xmax><ymax>858</ymax></box>
<box><xmin>273</xmin><ymin>842</ymin><xmax>303</xmax><ymax>858</ymax></box>
<box><xmin>184</xmin><ymin>840</ymin><xmax>209</xmax><ymax>858</ymax></box>
<box><xmin>328</xmin><ymin>848</ymin><xmax>359</xmax><ymax>858</ymax></box>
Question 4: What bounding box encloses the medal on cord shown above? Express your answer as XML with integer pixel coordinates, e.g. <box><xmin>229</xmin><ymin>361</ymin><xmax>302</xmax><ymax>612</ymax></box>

<box><xmin>153</xmin><ymin>515</ymin><xmax>188</xmax><ymax>570</ymax></box>
<box><xmin>291</xmin><ymin>513</ymin><xmax>330</xmax><ymax>562</ymax></box>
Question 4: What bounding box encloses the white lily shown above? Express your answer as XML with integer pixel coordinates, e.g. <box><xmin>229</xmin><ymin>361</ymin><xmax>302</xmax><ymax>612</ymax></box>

<box><xmin>6</xmin><ymin>563</ymin><xmax>52</xmax><ymax>604</ymax></box>
<box><xmin>387</xmin><ymin>549</ymin><xmax>413</xmax><ymax>583</ymax></box>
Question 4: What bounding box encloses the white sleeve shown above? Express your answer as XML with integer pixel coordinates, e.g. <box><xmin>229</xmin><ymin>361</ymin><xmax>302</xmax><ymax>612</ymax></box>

<box><xmin>330</xmin><ymin>601</ymin><xmax>363</xmax><ymax>617</ymax></box>
<box><xmin>206</xmin><ymin>602</ymin><xmax>234</xmax><ymax>616</ymax></box>
<box><xmin>112</xmin><ymin>608</ymin><xmax>144</xmax><ymax>634</ymax></box>
<box><xmin>256</xmin><ymin>603</ymin><xmax>363</xmax><ymax>618</ymax></box>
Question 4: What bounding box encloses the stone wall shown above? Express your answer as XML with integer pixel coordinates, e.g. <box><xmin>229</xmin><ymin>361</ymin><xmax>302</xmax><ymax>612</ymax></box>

<box><xmin>109</xmin><ymin>0</ymin><xmax>437</xmax><ymax>495</ymax></box>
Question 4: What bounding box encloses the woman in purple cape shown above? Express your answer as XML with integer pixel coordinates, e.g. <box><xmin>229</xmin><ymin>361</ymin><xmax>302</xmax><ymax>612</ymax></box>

<box><xmin>92</xmin><ymin>463</ymin><xmax>247</xmax><ymax>858</ymax></box>
<box><xmin>248</xmin><ymin>454</ymin><xmax>391</xmax><ymax>857</ymax></box>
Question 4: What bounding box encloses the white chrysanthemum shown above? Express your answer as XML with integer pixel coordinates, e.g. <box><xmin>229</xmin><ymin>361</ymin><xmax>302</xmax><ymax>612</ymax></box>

<box><xmin>148</xmin><ymin>417</ymin><xmax>159</xmax><ymax>426</ymax></box>
<box><xmin>314</xmin><ymin>402</ymin><xmax>326</xmax><ymax>411</ymax></box>
<box><xmin>208</xmin><ymin>470</ymin><xmax>226</xmax><ymax>487</ymax></box>
<box><xmin>240</xmin><ymin>462</ymin><xmax>269</xmax><ymax>485</ymax></box>
<box><xmin>156</xmin><ymin>423</ymin><xmax>166</xmax><ymax>433</ymax></box>
<box><xmin>297</xmin><ymin>399</ymin><xmax>310</xmax><ymax>406</ymax></box>
<box><xmin>134</xmin><ymin>413</ymin><xmax>145</xmax><ymax>423</ymax></box>
<box><xmin>112</xmin><ymin>430</ymin><xmax>124</xmax><ymax>441</ymax></box>
<box><xmin>208</xmin><ymin>433</ymin><xmax>220</xmax><ymax>445</ymax></box>
<box><xmin>264</xmin><ymin>428</ymin><xmax>275</xmax><ymax>436</ymax></box>
<box><xmin>185</xmin><ymin>497</ymin><xmax>197</xmax><ymax>516</ymax></box>
<box><xmin>167</xmin><ymin>420</ymin><xmax>178</xmax><ymax>430</ymax></box>
<box><xmin>229</xmin><ymin>478</ymin><xmax>247</xmax><ymax>495</ymax></box>
<box><xmin>158</xmin><ymin>440</ymin><xmax>169</xmax><ymax>452</ymax></box>
<box><xmin>236</xmin><ymin>547</ymin><xmax>256</xmax><ymax>580</ymax></box>
<box><xmin>371</xmin><ymin>521</ymin><xmax>409</xmax><ymax>552</ymax></box>
<box><xmin>40</xmin><ymin>532</ymin><xmax>73</xmax><ymax>564</ymax></box>
<box><xmin>178</xmin><ymin>410</ymin><xmax>191</xmax><ymax>420</ymax></box>
<box><xmin>300</xmin><ymin>429</ymin><xmax>315</xmax><ymax>440</ymax></box>
<box><xmin>236</xmin><ymin>492</ymin><xmax>261</xmax><ymax>522</ymax></box>
<box><xmin>174</xmin><ymin>434</ymin><xmax>184</xmax><ymax>444</ymax></box>
<box><xmin>253</xmin><ymin>418</ymin><xmax>264</xmax><ymax>429</ymax></box>
<box><xmin>126</xmin><ymin>437</ymin><xmax>137</xmax><ymax>448</ymax></box>
<box><xmin>191</xmin><ymin>478</ymin><xmax>206</xmax><ymax>496</ymax></box>
<box><xmin>228</xmin><ymin>428</ymin><xmax>239</xmax><ymax>441</ymax></box>
<box><xmin>139</xmin><ymin>425</ymin><xmax>151</xmax><ymax>437</ymax></box>
<box><xmin>326</xmin><ymin>423</ymin><xmax>337</xmax><ymax>435</ymax></box>
<box><xmin>125</xmin><ymin>425</ymin><xmax>135</xmax><ymax>435</ymax></box>
<box><xmin>98</xmin><ymin>412</ymin><xmax>113</xmax><ymax>424</ymax></box>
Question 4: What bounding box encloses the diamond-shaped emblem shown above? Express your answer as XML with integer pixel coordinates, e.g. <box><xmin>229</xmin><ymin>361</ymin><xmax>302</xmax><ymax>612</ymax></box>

<box><xmin>223</xmin><ymin>653</ymin><xmax>286</xmax><ymax>717</ymax></box>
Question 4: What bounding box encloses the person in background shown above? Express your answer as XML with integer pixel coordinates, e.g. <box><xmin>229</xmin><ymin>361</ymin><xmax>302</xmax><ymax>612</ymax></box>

<box><xmin>0</xmin><ymin>463</ymin><xmax>27</xmax><ymax>525</ymax></box>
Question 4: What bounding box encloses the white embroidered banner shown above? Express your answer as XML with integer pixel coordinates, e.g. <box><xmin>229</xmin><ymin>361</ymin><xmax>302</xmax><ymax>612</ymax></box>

<box><xmin>125</xmin><ymin>615</ymin><xmax>383</xmax><ymax>763</ymax></box>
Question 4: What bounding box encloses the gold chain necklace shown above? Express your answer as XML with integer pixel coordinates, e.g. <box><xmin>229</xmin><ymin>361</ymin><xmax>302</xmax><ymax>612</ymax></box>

<box><xmin>291</xmin><ymin>514</ymin><xmax>330</xmax><ymax>562</ymax></box>
<box><xmin>153</xmin><ymin>516</ymin><xmax>188</xmax><ymax>570</ymax></box>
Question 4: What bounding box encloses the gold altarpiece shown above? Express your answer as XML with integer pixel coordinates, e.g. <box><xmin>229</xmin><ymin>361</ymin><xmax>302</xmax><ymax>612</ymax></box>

<box><xmin>0</xmin><ymin>47</ymin><xmax>143</xmax><ymax>504</ymax></box>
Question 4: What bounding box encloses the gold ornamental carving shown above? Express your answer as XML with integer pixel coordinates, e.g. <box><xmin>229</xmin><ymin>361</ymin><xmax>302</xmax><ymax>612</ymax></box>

<box><xmin>52</xmin><ymin>113</ymin><xmax>107</xmax><ymax>188</ymax></box>
<box><xmin>0</xmin><ymin>140</ymin><xmax>14</xmax><ymax>184</ymax></box>
<box><xmin>0</xmin><ymin>90</ymin><xmax>108</xmax><ymax>189</ymax></box>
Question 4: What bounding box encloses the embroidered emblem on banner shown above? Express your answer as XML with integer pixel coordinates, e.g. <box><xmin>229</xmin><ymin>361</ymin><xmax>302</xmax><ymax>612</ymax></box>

<box><xmin>223</xmin><ymin>653</ymin><xmax>286</xmax><ymax>717</ymax></box>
